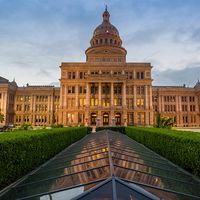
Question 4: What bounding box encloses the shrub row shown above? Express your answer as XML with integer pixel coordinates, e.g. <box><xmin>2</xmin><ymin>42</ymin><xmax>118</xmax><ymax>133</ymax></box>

<box><xmin>125</xmin><ymin>127</ymin><xmax>200</xmax><ymax>177</ymax></box>
<box><xmin>0</xmin><ymin>127</ymin><xmax>87</xmax><ymax>189</ymax></box>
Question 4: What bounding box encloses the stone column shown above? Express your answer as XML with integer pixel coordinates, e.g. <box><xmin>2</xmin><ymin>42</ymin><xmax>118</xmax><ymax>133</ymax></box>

<box><xmin>86</xmin><ymin>82</ymin><xmax>90</xmax><ymax>107</ymax></box>
<box><xmin>161</xmin><ymin>95</ymin><xmax>164</xmax><ymax>113</ymax></box>
<box><xmin>98</xmin><ymin>82</ymin><xmax>101</xmax><ymax>107</ymax></box>
<box><xmin>64</xmin><ymin>85</ymin><xmax>67</xmax><ymax>108</ymax></box>
<box><xmin>133</xmin><ymin>70</ymin><xmax>136</xmax><ymax>79</ymax></box>
<box><xmin>122</xmin><ymin>82</ymin><xmax>127</xmax><ymax>126</ymax></box>
<box><xmin>149</xmin><ymin>86</ymin><xmax>153</xmax><ymax>109</ymax></box>
<box><xmin>75</xmin><ymin>85</ymin><xmax>79</xmax><ymax>108</ymax></box>
<box><xmin>158</xmin><ymin>94</ymin><xmax>161</xmax><ymax>113</ymax></box>
<box><xmin>47</xmin><ymin>94</ymin><xmax>51</xmax><ymax>125</ymax></box>
<box><xmin>122</xmin><ymin>82</ymin><xmax>127</xmax><ymax>107</ymax></box>
<box><xmin>145</xmin><ymin>85</ymin><xmax>149</xmax><ymax>109</ymax></box>
<box><xmin>111</xmin><ymin>82</ymin><xmax>114</xmax><ymax>107</ymax></box>
<box><xmin>133</xmin><ymin>85</ymin><xmax>137</xmax><ymax>108</ymax></box>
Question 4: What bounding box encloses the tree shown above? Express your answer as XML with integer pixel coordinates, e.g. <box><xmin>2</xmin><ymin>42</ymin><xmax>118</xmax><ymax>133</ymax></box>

<box><xmin>0</xmin><ymin>112</ymin><xmax>4</xmax><ymax>123</ymax></box>
<box><xmin>155</xmin><ymin>112</ymin><xmax>174</xmax><ymax>128</ymax></box>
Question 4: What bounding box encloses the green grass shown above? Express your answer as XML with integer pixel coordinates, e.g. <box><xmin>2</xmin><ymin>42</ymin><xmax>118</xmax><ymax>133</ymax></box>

<box><xmin>126</xmin><ymin>127</ymin><xmax>200</xmax><ymax>177</ymax></box>
<box><xmin>0</xmin><ymin>127</ymin><xmax>87</xmax><ymax>189</ymax></box>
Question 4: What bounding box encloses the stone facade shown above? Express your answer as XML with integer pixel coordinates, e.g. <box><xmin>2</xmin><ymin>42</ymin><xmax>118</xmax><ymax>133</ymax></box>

<box><xmin>0</xmin><ymin>9</ymin><xmax>200</xmax><ymax>127</ymax></box>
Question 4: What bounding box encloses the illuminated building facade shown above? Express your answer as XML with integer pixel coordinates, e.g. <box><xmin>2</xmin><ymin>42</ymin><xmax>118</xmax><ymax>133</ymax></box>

<box><xmin>0</xmin><ymin>8</ymin><xmax>200</xmax><ymax>127</ymax></box>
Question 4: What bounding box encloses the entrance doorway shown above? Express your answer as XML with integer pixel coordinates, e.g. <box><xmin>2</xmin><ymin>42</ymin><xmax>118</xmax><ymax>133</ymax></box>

<box><xmin>103</xmin><ymin>113</ymin><xmax>109</xmax><ymax>126</ymax></box>
<box><xmin>115</xmin><ymin>113</ymin><xmax>121</xmax><ymax>125</ymax></box>
<box><xmin>91</xmin><ymin>113</ymin><xmax>97</xmax><ymax>125</ymax></box>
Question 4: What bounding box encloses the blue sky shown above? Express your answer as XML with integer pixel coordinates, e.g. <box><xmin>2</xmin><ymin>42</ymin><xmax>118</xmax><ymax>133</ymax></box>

<box><xmin>0</xmin><ymin>0</ymin><xmax>200</xmax><ymax>86</ymax></box>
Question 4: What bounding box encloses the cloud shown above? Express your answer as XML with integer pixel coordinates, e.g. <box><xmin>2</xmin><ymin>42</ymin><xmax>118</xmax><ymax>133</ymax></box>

<box><xmin>1</xmin><ymin>0</ymin><xmax>200</xmax><ymax>87</ymax></box>
<box><xmin>153</xmin><ymin>66</ymin><xmax>200</xmax><ymax>86</ymax></box>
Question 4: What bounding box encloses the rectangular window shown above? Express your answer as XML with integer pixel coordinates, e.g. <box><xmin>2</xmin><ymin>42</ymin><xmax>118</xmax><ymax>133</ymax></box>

<box><xmin>79</xmin><ymin>98</ymin><xmax>86</xmax><ymax>106</ymax></box>
<box><xmin>141</xmin><ymin>72</ymin><xmax>144</xmax><ymax>79</ymax></box>
<box><xmin>79</xmin><ymin>72</ymin><xmax>86</xmax><ymax>79</ymax></box>
<box><xmin>16</xmin><ymin>104</ymin><xmax>22</xmax><ymax>111</ymax></box>
<box><xmin>17</xmin><ymin>96</ymin><xmax>23</xmax><ymax>102</ymax></box>
<box><xmin>72</xmin><ymin>72</ymin><xmax>76</xmax><ymax>79</ymax></box>
<box><xmin>128</xmin><ymin>112</ymin><xmax>134</xmax><ymax>125</ymax></box>
<box><xmin>114</xmin><ymin>98</ymin><xmax>122</xmax><ymax>106</ymax></box>
<box><xmin>68</xmin><ymin>72</ymin><xmax>76</xmax><ymax>79</ymax></box>
<box><xmin>79</xmin><ymin>86</ymin><xmax>83</xmax><ymax>94</ymax></box>
<box><xmin>91</xmin><ymin>85</ymin><xmax>98</xmax><ymax>94</ymax></box>
<box><xmin>114</xmin><ymin>85</ymin><xmax>122</xmax><ymax>94</ymax></box>
<box><xmin>136</xmin><ymin>72</ymin><xmax>145</xmax><ymax>79</ymax></box>
<box><xmin>182</xmin><ymin>96</ymin><xmax>187</xmax><ymax>102</ymax></box>
<box><xmin>68</xmin><ymin>86</ymin><xmax>75</xmax><ymax>94</ymax></box>
<box><xmin>91</xmin><ymin>71</ymin><xmax>99</xmax><ymax>75</ymax></box>
<box><xmin>189</xmin><ymin>96</ymin><xmax>195</xmax><ymax>102</ymax></box>
<box><xmin>90</xmin><ymin>98</ymin><xmax>98</xmax><ymax>106</ymax></box>
<box><xmin>102</xmin><ymin>98</ymin><xmax>110</xmax><ymax>107</ymax></box>
<box><xmin>137</xmin><ymin>98</ymin><xmax>144</xmax><ymax>107</ymax></box>
<box><xmin>24</xmin><ymin>105</ymin><xmax>30</xmax><ymax>112</ymax></box>
<box><xmin>125</xmin><ymin>71</ymin><xmax>133</xmax><ymax>79</ymax></box>
<box><xmin>102</xmin><ymin>85</ymin><xmax>110</xmax><ymax>94</ymax></box>
<box><xmin>138</xmin><ymin>112</ymin><xmax>145</xmax><ymax>124</ymax></box>
<box><xmin>24</xmin><ymin>96</ymin><xmax>31</xmax><ymax>102</ymax></box>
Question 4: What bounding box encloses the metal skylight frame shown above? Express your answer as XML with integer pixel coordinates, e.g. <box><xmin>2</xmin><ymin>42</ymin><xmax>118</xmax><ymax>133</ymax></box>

<box><xmin>0</xmin><ymin>129</ymin><xmax>199</xmax><ymax>200</ymax></box>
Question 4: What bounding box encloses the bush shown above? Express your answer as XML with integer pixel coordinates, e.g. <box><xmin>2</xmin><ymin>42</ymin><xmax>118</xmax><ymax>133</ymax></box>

<box><xmin>19</xmin><ymin>122</ymin><xmax>33</xmax><ymax>130</ymax></box>
<box><xmin>126</xmin><ymin>127</ymin><xmax>200</xmax><ymax>177</ymax></box>
<box><xmin>0</xmin><ymin>127</ymin><xmax>87</xmax><ymax>189</ymax></box>
<box><xmin>51</xmin><ymin>123</ymin><xmax>64</xmax><ymax>128</ymax></box>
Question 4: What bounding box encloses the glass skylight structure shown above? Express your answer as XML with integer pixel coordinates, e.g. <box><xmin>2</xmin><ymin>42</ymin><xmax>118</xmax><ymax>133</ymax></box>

<box><xmin>0</xmin><ymin>130</ymin><xmax>199</xmax><ymax>199</ymax></box>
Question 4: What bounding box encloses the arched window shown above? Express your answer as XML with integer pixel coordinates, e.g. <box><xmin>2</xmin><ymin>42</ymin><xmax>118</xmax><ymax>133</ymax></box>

<box><xmin>100</xmin><ymin>39</ymin><xmax>103</xmax><ymax>44</ymax></box>
<box><xmin>95</xmin><ymin>40</ymin><xmax>98</xmax><ymax>44</ymax></box>
<box><xmin>114</xmin><ymin>40</ymin><xmax>117</xmax><ymax>44</ymax></box>
<box><xmin>110</xmin><ymin>39</ymin><xmax>113</xmax><ymax>44</ymax></box>
<box><xmin>105</xmin><ymin>38</ymin><xmax>108</xmax><ymax>44</ymax></box>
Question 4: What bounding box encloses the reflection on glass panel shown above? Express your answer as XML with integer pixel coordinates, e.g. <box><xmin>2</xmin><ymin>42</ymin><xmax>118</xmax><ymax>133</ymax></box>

<box><xmin>134</xmin><ymin>183</ymin><xmax>200</xmax><ymax>200</ymax></box>
<box><xmin>116</xmin><ymin>181</ymin><xmax>153</xmax><ymax>200</ymax></box>
<box><xmin>115</xmin><ymin>166</ymin><xmax>164</xmax><ymax>188</ymax></box>
<box><xmin>20</xmin><ymin>158</ymin><xmax>109</xmax><ymax>185</ymax></box>
<box><xmin>3</xmin><ymin>167</ymin><xmax>110</xmax><ymax>199</ymax></box>
<box><xmin>113</xmin><ymin>158</ymin><xmax>193</xmax><ymax>181</ymax></box>
<box><xmin>1</xmin><ymin>130</ymin><xmax>200</xmax><ymax>200</ymax></box>
<box><xmin>116</xmin><ymin>166</ymin><xmax>200</xmax><ymax>197</ymax></box>
<box><xmin>80</xmin><ymin>181</ymin><xmax>113</xmax><ymax>200</ymax></box>
<box><xmin>40</xmin><ymin>186</ymin><xmax>84</xmax><ymax>200</ymax></box>
<box><xmin>23</xmin><ymin>182</ymin><xmax>100</xmax><ymax>200</ymax></box>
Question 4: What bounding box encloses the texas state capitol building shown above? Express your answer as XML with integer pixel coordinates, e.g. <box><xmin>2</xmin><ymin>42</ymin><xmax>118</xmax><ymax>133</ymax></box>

<box><xmin>1</xmin><ymin>8</ymin><xmax>200</xmax><ymax>127</ymax></box>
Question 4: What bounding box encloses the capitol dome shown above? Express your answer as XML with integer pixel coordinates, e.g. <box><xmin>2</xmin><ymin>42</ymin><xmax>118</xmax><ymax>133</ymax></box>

<box><xmin>93</xmin><ymin>9</ymin><xmax>119</xmax><ymax>37</ymax></box>
<box><xmin>89</xmin><ymin>7</ymin><xmax>123</xmax><ymax>47</ymax></box>
<box><xmin>85</xmin><ymin>7</ymin><xmax>127</xmax><ymax>63</ymax></box>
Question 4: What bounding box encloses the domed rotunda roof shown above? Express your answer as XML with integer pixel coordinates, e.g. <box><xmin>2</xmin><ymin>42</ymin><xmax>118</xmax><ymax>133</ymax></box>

<box><xmin>85</xmin><ymin>7</ymin><xmax>127</xmax><ymax>63</ymax></box>
<box><xmin>89</xmin><ymin>7</ymin><xmax>123</xmax><ymax>48</ymax></box>
<box><xmin>93</xmin><ymin>8</ymin><xmax>119</xmax><ymax>37</ymax></box>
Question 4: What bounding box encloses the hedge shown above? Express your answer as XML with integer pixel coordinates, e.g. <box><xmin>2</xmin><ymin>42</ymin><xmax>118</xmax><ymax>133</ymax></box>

<box><xmin>126</xmin><ymin>127</ymin><xmax>200</xmax><ymax>177</ymax></box>
<box><xmin>0</xmin><ymin>127</ymin><xmax>87</xmax><ymax>189</ymax></box>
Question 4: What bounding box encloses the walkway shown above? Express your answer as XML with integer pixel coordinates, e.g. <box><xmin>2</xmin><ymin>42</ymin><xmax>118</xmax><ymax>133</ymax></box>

<box><xmin>0</xmin><ymin>130</ymin><xmax>200</xmax><ymax>199</ymax></box>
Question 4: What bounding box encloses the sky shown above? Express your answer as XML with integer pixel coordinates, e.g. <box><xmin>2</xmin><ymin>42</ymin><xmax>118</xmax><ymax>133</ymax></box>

<box><xmin>0</xmin><ymin>0</ymin><xmax>200</xmax><ymax>86</ymax></box>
